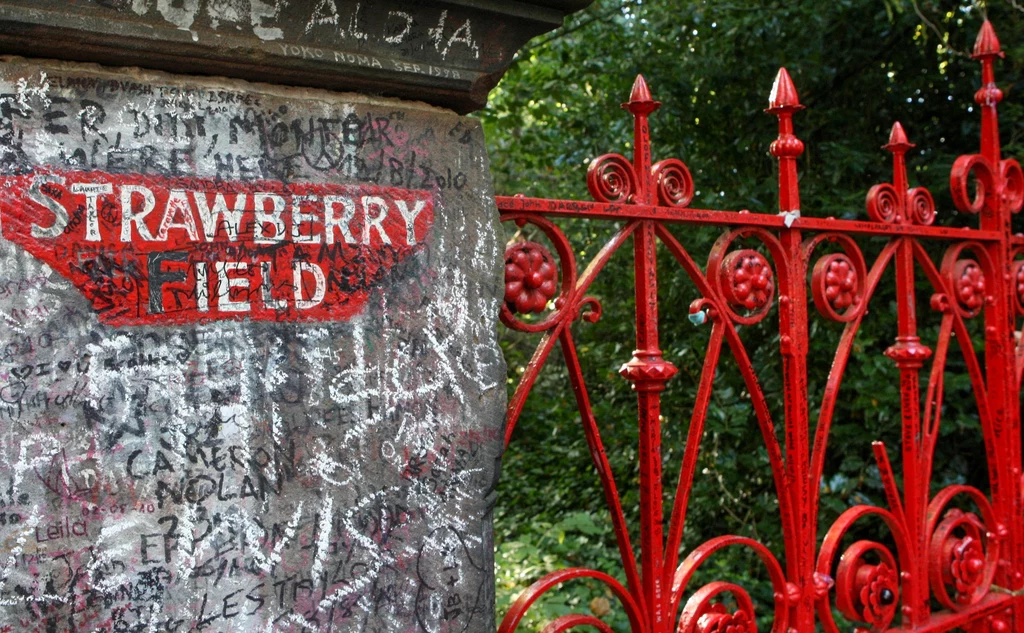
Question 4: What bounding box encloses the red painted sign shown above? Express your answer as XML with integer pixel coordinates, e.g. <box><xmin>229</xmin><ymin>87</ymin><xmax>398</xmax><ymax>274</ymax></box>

<box><xmin>0</xmin><ymin>170</ymin><xmax>434</xmax><ymax>325</ymax></box>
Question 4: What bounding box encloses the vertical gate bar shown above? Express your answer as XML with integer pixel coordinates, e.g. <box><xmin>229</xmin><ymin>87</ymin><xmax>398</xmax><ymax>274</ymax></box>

<box><xmin>971</xmin><ymin>22</ymin><xmax>1024</xmax><ymax>593</ymax></box>
<box><xmin>767</xmin><ymin>67</ymin><xmax>816</xmax><ymax>631</ymax></box>
<box><xmin>892</xmin><ymin>236</ymin><xmax>932</xmax><ymax>627</ymax></box>
<box><xmin>880</xmin><ymin>123</ymin><xmax>934</xmax><ymax>626</ymax></box>
<box><xmin>634</xmin><ymin>219</ymin><xmax>666</xmax><ymax>632</ymax></box>
<box><xmin>619</xmin><ymin>75</ymin><xmax>677</xmax><ymax>632</ymax></box>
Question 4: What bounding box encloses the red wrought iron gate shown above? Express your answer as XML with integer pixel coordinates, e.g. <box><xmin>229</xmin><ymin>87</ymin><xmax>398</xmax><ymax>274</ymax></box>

<box><xmin>496</xmin><ymin>20</ymin><xmax>1024</xmax><ymax>633</ymax></box>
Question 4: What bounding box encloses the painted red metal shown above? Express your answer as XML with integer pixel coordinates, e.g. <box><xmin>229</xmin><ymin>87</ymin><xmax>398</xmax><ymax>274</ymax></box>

<box><xmin>497</xmin><ymin>20</ymin><xmax>1024</xmax><ymax>633</ymax></box>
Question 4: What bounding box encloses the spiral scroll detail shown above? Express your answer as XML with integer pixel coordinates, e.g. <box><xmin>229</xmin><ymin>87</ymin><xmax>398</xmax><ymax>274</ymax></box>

<box><xmin>588</xmin><ymin>154</ymin><xmax>638</xmax><ymax>204</ymax></box>
<box><xmin>929</xmin><ymin>506</ymin><xmax>997</xmax><ymax>609</ymax></box>
<box><xmin>926</xmin><ymin>487</ymin><xmax>999</xmax><ymax>612</ymax></box>
<box><xmin>908</xmin><ymin>186</ymin><xmax>936</xmax><ymax>225</ymax></box>
<box><xmin>951</xmin><ymin>154</ymin><xmax>992</xmax><ymax>215</ymax></box>
<box><xmin>652</xmin><ymin>159</ymin><xmax>694</xmax><ymax>207</ymax></box>
<box><xmin>1000</xmin><ymin>159</ymin><xmax>1024</xmax><ymax>214</ymax></box>
<box><xmin>678</xmin><ymin>582</ymin><xmax>757</xmax><ymax>633</ymax></box>
<box><xmin>866</xmin><ymin>183</ymin><xmax>900</xmax><ymax>223</ymax></box>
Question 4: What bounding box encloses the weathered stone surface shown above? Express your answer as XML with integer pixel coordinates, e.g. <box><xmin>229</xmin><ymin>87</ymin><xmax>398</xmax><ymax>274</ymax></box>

<box><xmin>0</xmin><ymin>57</ymin><xmax>506</xmax><ymax>632</ymax></box>
<box><xmin>0</xmin><ymin>0</ymin><xmax>593</xmax><ymax>113</ymax></box>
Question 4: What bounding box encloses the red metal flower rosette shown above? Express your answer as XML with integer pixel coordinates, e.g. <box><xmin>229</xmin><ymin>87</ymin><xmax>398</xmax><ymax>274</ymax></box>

<box><xmin>805</xmin><ymin>233</ymin><xmax>868</xmax><ymax>322</ymax></box>
<box><xmin>721</xmin><ymin>250</ymin><xmax>774</xmax><ymax>312</ymax></box>
<box><xmin>835</xmin><ymin>541</ymin><xmax>900</xmax><ymax>631</ymax></box>
<box><xmin>927</xmin><ymin>486</ymin><xmax>1000</xmax><ymax>611</ymax></box>
<box><xmin>694</xmin><ymin>602</ymin><xmax>755</xmax><ymax>633</ymax></box>
<box><xmin>952</xmin><ymin>260</ymin><xmax>986</xmax><ymax>316</ymax></box>
<box><xmin>939</xmin><ymin>243</ymin><xmax>995</xmax><ymax>319</ymax></box>
<box><xmin>499</xmin><ymin>214</ymin><xmax>581</xmax><ymax>333</ymax></box>
<box><xmin>504</xmin><ymin>241</ymin><xmax>558</xmax><ymax>314</ymax></box>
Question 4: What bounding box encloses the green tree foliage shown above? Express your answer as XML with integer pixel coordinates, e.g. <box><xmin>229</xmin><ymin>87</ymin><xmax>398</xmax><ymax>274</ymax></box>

<box><xmin>478</xmin><ymin>1</ymin><xmax>1024</xmax><ymax>630</ymax></box>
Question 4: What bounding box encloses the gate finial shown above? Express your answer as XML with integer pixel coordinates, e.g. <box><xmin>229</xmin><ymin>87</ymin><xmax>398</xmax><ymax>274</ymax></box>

<box><xmin>624</xmin><ymin>74</ymin><xmax>661</xmax><ymax>116</ymax></box>
<box><xmin>972</xmin><ymin>20</ymin><xmax>1003</xmax><ymax>59</ymax></box>
<box><xmin>884</xmin><ymin>121</ymin><xmax>913</xmax><ymax>152</ymax></box>
<box><xmin>767</xmin><ymin>67</ymin><xmax>802</xmax><ymax>112</ymax></box>
<box><xmin>767</xmin><ymin>68</ymin><xmax>804</xmax><ymax>214</ymax></box>
<box><xmin>970</xmin><ymin>20</ymin><xmax>1004</xmax><ymax>171</ymax></box>
<box><xmin>623</xmin><ymin>75</ymin><xmax>661</xmax><ymax>204</ymax></box>
<box><xmin>868</xmin><ymin>122</ymin><xmax>936</xmax><ymax>225</ymax></box>
<box><xmin>884</xmin><ymin>122</ymin><xmax>913</xmax><ymax>216</ymax></box>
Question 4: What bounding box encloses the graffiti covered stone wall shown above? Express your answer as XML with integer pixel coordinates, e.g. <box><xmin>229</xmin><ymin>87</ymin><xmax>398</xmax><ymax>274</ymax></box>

<box><xmin>0</xmin><ymin>57</ymin><xmax>505</xmax><ymax>632</ymax></box>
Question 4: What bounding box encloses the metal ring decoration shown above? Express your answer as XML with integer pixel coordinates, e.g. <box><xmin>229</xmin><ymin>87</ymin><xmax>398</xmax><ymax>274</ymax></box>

<box><xmin>669</xmin><ymin>536</ymin><xmax>789</xmax><ymax>633</ymax></box>
<box><xmin>817</xmin><ymin>506</ymin><xmax>911</xmax><ymax>633</ymax></box>
<box><xmin>907</xmin><ymin>186</ymin><xmax>937</xmax><ymax>225</ymax></box>
<box><xmin>505</xmin><ymin>242</ymin><xmax>559</xmax><ymax>314</ymax></box>
<box><xmin>497</xmin><ymin>568</ymin><xmax>648</xmax><ymax>633</ymax></box>
<box><xmin>940</xmin><ymin>242</ymin><xmax>996</xmax><ymax>320</ymax></box>
<box><xmin>652</xmin><ymin>158</ymin><xmax>694</xmax><ymax>208</ymax></box>
<box><xmin>951</xmin><ymin>260</ymin><xmax>987</xmax><ymax>318</ymax></box>
<box><xmin>813</xmin><ymin>255</ymin><xmax>859</xmax><ymax>318</ymax></box>
<box><xmin>719</xmin><ymin>250</ymin><xmax>774</xmax><ymax>315</ymax></box>
<box><xmin>588</xmin><ymin>153</ymin><xmax>638</xmax><ymax>204</ymax></box>
<box><xmin>834</xmin><ymin>540</ymin><xmax>900</xmax><ymax>632</ymax></box>
<box><xmin>950</xmin><ymin>154</ymin><xmax>994</xmax><ymax>215</ymax></box>
<box><xmin>716</xmin><ymin>249</ymin><xmax>775</xmax><ymax>325</ymax></box>
<box><xmin>677</xmin><ymin>582</ymin><xmax>756</xmax><ymax>633</ymax></box>
<box><xmin>707</xmin><ymin>229</ymin><xmax>787</xmax><ymax>326</ymax></box>
<box><xmin>500</xmin><ymin>214</ymin><xmax>579</xmax><ymax>333</ymax></box>
<box><xmin>804</xmin><ymin>233</ymin><xmax>869</xmax><ymax>322</ymax></box>
<box><xmin>926</xmin><ymin>486</ymin><xmax>1000</xmax><ymax>612</ymax></box>
<box><xmin>999</xmin><ymin>158</ymin><xmax>1024</xmax><ymax>214</ymax></box>
<box><xmin>865</xmin><ymin>183</ymin><xmax>901</xmax><ymax>223</ymax></box>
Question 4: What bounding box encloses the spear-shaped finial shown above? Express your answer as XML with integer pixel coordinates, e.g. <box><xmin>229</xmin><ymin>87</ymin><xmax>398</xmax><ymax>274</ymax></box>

<box><xmin>971</xmin><ymin>21</ymin><xmax>1004</xmax><ymax>166</ymax></box>
<box><xmin>623</xmin><ymin>74</ymin><xmax>661</xmax><ymax>116</ymax></box>
<box><xmin>767</xmin><ymin>68</ymin><xmax>804</xmax><ymax>214</ymax></box>
<box><xmin>972</xmin><ymin>20</ymin><xmax>1004</xmax><ymax>60</ymax></box>
<box><xmin>767</xmin><ymin>67</ymin><xmax>804</xmax><ymax>113</ymax></box>
<box><xmin>883</xmin><ymin>121</ymin><xmax>914</xmax><ymax>153</ymax></box>
<box><xmin>883</xmin><ymin>122</ymin><xmax>913</xmax><ymax>196</ymax></box>
<box><xmin>623</xmin><ymin>75</ymin><xmax>660</xmax><ymax>204</ymax></box>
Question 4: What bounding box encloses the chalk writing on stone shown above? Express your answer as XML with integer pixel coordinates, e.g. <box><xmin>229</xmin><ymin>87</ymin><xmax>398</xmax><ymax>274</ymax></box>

<box><xmin>0</xmin><ymin>59</ymin><xmax>505</xmax><ymax>632</ymax></box>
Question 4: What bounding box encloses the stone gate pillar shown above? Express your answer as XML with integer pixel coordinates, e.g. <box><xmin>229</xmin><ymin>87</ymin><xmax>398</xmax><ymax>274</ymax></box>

<box><xmin>0</xmin><ymin>2</ymin><xmax>590</xmax><ymax>631</ymax></box>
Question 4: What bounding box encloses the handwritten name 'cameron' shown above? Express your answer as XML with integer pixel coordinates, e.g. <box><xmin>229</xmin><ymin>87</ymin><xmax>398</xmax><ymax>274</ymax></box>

<box><xmin>0</xmin><ymin>170</ymin><xmax>435</xmax><ymax>325</ymax></box>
